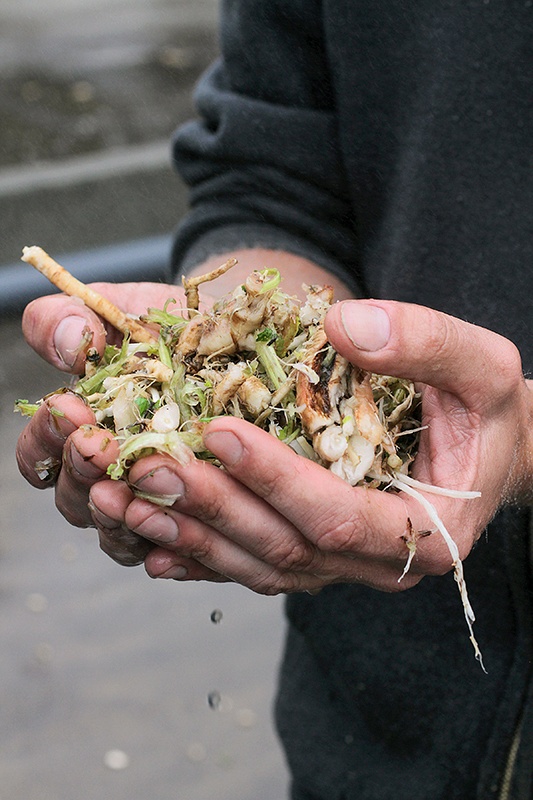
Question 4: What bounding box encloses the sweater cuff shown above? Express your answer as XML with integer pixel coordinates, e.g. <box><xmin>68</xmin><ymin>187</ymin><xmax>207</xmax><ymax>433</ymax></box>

<box><xmin>171</xmin><ymin>223</ymin><xmax>359</xmax><ymax>293</ymax></box>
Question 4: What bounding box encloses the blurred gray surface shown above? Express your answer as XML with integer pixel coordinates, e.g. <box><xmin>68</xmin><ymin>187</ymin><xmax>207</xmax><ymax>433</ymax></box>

<box><xmin>1</xmin><ymin>318</ymin><xmax>289</xmax><ymax>800</ymax></box>
<box><xmin>0</xmin><ymin>0</ymin><xmax>219</xmax><ymax>265</ymax></box>
<box><xmin>0</xmin><ymin>2</ymin><xmax>290</xmax><ymax>798</ymax></box>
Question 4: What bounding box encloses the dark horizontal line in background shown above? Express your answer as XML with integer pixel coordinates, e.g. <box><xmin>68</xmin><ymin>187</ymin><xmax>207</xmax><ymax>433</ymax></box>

<box><xmin>0</xmin><ymin>140</ymin><xmax>172</xmax><ymax>197</ymax></box>
<box><xmin>0</xmin><ymin>234</ymin><xmax>173</xmax><ymax>313</ymax></box>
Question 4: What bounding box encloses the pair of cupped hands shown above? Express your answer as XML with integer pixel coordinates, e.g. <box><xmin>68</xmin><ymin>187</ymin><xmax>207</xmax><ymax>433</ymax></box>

<box><xmin>16</xmin><ymin>252</ymin><xmax>532</xmax><ymax>596</ymax></box>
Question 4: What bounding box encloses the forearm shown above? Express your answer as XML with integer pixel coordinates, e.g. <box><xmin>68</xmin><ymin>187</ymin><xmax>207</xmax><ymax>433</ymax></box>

<box><xmin>182</xmin><ymin>247</ymin><xmax>354</xmax><ymax>302</ymax></box>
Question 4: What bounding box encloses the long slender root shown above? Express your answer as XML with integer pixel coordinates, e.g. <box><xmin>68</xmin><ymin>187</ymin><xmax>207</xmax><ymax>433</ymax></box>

<box><xmin>22</xmin><ymin>246</ymin><xmax>158</xmax><ymax>345</ymax></box>
<box><xmin>391</xmin><ymin>474</ymin><xmax>486</xmax><ymax>672</ymax></box>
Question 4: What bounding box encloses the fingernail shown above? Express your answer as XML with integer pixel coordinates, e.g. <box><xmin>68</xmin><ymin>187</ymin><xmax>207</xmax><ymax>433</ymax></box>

<box><xmin>132</xmin><ymin>467</ymin><xmax>185</xmax><ymax>504</ymax></box>
<box><xmin>340</xmin><ymin>302</ymin><xmax>390</xmax><ymax>351</ymax></box>
<box><xmin>203</xmin><ymin>430</ymin><xmax>243</xmax><ymax>467</ymax></box>
<box><xmin>133</xmin><ymin>510</ymin><xmax>179</xmax><ymax>544</ymax></box>
<box><xmin>88</xmin><ymin>501</ymin><xmax>120</xmax><ymax>530</ymax></box>
<box><xmin>161</xmin><ymin>565</ymin><xmax>188</xmax><ymax>580</ymax></box>
<box><xmin>47</xmin><ymin>403</ymin><xmax>77</xmax><ymax>441</ymax></box>
<box><xmin>54</xmin><ymin>316</ymin><xmax>91</xmax><ymax>367</ymax></box>
<box><xmin>69</xmin><ymin>443</ymin><xmax>105</xmax><ymax>479</ymax></box>
<box><xmin>146</xmin><ymin>552</ymin><xmax>187</xmax><ymax>580</ymax></box>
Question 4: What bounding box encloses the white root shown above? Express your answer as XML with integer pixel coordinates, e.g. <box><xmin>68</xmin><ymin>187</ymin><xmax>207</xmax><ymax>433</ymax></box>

<box><xmin>390</xmin><ymin>474</ymin><xmax>486</xmax><ymax>672</ymax></box>
<box><xmin>394</xmin><ymin>472</ymin><xmax>481</xmax><ymax>500</ymax></box>
<box><xmin>211</xmin><ymin>362</ymin><xmax>249</xmax><ymax>415</ymax></box>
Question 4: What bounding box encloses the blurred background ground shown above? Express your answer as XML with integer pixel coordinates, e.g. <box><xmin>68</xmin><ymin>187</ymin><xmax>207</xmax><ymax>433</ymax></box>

<box><xmin>0</xmin><ymin>2</ymin><xmax>290</xmax><ymax>798</ymax></box>
<box><xmin>0</xmin><ymin>0</ymin><xmax>218</xmax><ymax>264</ymax></box>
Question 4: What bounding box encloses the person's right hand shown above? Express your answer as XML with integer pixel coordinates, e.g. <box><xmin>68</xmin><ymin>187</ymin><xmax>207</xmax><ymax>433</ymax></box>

<box><xmin>16</xmin><ymin>281</ymin><xmax>193</xmax><ymax>565</ymax></box>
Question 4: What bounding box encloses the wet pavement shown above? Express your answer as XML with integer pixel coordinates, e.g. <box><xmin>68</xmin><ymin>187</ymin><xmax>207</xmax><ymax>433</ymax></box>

<box><xmin>1</xmin><ymin>325</ymin><xmax>289</xmax><ymax>800</ymax></box>
<box><xmin>0</xmin><ymin>0</ymin><xmax>219</xmax><ymax>265</ymax></box>
<box><xmin>0</xmin><ymin>2</ymin><xmax>290</xmax><ymax>798</ymax></box>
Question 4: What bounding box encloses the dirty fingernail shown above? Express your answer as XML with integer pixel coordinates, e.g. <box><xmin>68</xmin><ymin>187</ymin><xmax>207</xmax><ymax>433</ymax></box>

<box><xmin>133</xmin><ymin>510</ymin><xmax>179</xmax><ymax>544</ymax></box>
<box><xmin>146</xmin><ymin>552</ymin><xmax>187</xmax><ymax>580</ymax></box>
<box><xmin>132</xmin><ymin>468</ymin><xmax>185</xmax><ymax>504</ymax></box>
<box><xmin>160</xmin><ymin>565</ymin><xmax>188</xmax><ymax>580</ymax></box>
<box><xmin>89</xmin><ymin>501</ymin><xmax>120</xmax><ymax>530</ymax></box>
<box><xmin>47</xmin><ymin>403</ymin><xmax>77</xmax><ymax>440</ymax></box>
<box><xmin>340</xmin><ymin>302</ymin><xmax>390</xmax><ymax>351</ymax></box>
<box><xmin>203</xmin><ymin>430</ymin><xmax>243</xmax><ymax>467</ymax></box>
<box><xmin>54</xmin><ymin>316</ymin><xmax>91</xmax><ymax>367</ymax></box>
<box><xmin>69</xmin><ymin>443</ymin><xmax>105</xmax><ymax>479</ymax></box>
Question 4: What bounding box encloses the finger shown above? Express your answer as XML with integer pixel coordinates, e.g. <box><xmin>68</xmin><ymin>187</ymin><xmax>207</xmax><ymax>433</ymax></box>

<box><xmin>144</xmin><ymin>543</ymin><xmax>413</xmax><ymax>592</ymax></box>
<box><xmin>54</xmin><ymin>425</ymin><xmax>119</xmax><ymax>527</ymax></box>
<box><xmin>89</xmin><ymin>480</ymin><xmax>153</xmax><ymax>566</ymax></box>
<box><xmin>324</xmin><ymin>299</ymin><xmax>523</xmax><ymax>411</ymax></box>
<box><xmin>127</xmin><ymin>455</ymin><xmax>350</xmax><ymax>589</ymax></box>
<box><xmin>126</xmin><ymin>499</ymin><xmax>390</xmax><ymax>595</ymax></box>
<box><xmin>22</xmin><ymin>282</ymin><xmax>186</xmax><ymax>372</ymax></box>
<box><xmin>126</xmin><ymin>451</ymin><xmax>427</xmax><ymax>591</ymax></box>
<box><xmin>126</xmin><ymin>497</ymin><xmax>305</xmax><ymax>592</ymax></box>
<box><xmin>22</xmin><ymin>294</ymin><xmax>108</xmax><ymax>373</ymax></box>
<box><xmin>204</xmin><ymin>417</ymin><xmax>406</xmax><ymax>559</ymax></box>
<box><xmin>144</xmin><ymin>548</ymin><xmax>232</xmax><ymax>583</ymax></box>
<box><xmin>128</xmin><ymin>456</ymin><xmax>317</xmax><ymax>569</ymax></box>
<box><xmin>202</xmin><ymin>418</ymin><xmax>466</xmax><ymax>570</ymax></box>
<box><xmin>16</xmin><ymin>393</ymin><xmax>96</xmax><ymax>488</ymax></box>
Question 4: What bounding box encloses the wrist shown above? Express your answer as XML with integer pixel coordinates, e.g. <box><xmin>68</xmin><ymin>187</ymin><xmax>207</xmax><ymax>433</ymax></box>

<box><xmin>180</xmin><ymin>248</ymin><xmax>353</xmax><ymax>302</ymax></box>
<box><xmin>504</xmin><ymin>378</ymin><xmax>533</xmax><ymax>507</ymax></box>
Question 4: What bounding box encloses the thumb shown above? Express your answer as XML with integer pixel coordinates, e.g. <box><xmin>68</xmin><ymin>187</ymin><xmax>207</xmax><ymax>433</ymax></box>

<box><xmin>324</xmin><ymin>299</ymin><xmax>522</xmax><ymax>410</ymax></box>
<box><xmin>22</xmin><ymin>282</ymin><xmax>182</xmax><ymax>373</ymax></box>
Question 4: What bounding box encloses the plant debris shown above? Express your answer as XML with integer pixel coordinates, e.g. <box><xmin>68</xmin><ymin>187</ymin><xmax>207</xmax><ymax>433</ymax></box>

<box><xmin>16</xmin><ymin>246</ymin><xmax>484</xmax><ymax>667</ymax></box>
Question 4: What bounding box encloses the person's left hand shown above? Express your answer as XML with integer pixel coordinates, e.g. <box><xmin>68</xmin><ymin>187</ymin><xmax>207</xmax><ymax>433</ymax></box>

<box><xmin>88</xmin><ymin>298</ymin><xmax>533</xmax><ymax>594</ymax></box>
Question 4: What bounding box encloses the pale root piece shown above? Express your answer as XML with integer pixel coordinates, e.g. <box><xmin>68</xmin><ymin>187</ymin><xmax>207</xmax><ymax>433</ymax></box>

<box><xmin>21</xmin><ymin>246</ymin><xmax>158</xmax><ymax>345</ymax></box>
<box><xmin>182</xmin><ymin>257</ymin><xmax>238</xmax><ymax>311</ymax></box>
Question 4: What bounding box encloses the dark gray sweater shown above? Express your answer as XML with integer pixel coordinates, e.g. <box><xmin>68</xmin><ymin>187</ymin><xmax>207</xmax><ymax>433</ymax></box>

<box><xmin>172</xmin><ymin>2</ymin><xmax>533</xmax><ymax>797</ymax></box>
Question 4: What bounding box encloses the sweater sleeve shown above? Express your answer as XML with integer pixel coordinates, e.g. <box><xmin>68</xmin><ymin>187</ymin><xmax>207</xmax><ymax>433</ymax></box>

<box><xmin>171</xmin><ymin>0</ymin><xmax>359</xmax><ymax>290</ymax></box>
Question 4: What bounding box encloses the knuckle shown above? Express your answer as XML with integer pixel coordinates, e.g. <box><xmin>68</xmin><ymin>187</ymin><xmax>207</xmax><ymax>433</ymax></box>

<box><xmin>492</xmin><ymin>338</ymin><xmax>524</xmax><ymax>397</ymax></box>
<box><xmin>422</xmin><ymin>312</ymin><xmax>464</xmax><ymax>371</ymax></box>
<box><xmin>188</xmin><ymin>529</ymin><xmax>218</xmax><ymax>563</ymax></box>
<box><xmin>245</xmin><ymin>568</ymin><xmax>289</xmax><ymax>596</ymax></box>
<box><xmin>189</xmin><ymin>487</ymin><xmax>227</xmax><ymax>528</ymax></box>
<box><xmin>260</xmin><ymin>534</ymin><xmax>322</xmax><ymax>572</ymax></box>
<box><xmin>313</xmin><ymin>505</ymin><xmax>370</xmax><ymax>554</ymax></box>
<box><xmin>255</xmin><ymin>466</ymin><xmax>293</xmax><ymax>504</ymax></box>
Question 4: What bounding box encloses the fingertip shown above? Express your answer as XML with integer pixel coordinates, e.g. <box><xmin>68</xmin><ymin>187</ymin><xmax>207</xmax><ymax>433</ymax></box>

<box><xmin>22</xmin><ymin>295</ymin><xmax>107</xmax><ymax>373</ymax></box>
<box><xmin>331</xmin><ymin>300</ymin><xmax>391</xmax><ymax>352</ymax></box>
<box><xmin>53</xmin><ymin>316</ymin><xmax>95</xmax><ymax>370</ymax></box>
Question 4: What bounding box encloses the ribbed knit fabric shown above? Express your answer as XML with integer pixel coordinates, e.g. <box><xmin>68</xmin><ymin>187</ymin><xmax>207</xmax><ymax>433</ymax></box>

<box><xmin>171</xmin><ymin>2</ymin><xmax>533</xmax><ymax>797</ymax></box>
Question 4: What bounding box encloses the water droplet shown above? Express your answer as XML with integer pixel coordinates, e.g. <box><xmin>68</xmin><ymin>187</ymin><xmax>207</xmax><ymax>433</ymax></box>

<box><xmin>26</xmin><ymin>593</ymin><xmax>48</xmax><ymax>613</ymax></box>
<box><xmin>235</xmin><ymin>708</ymin><xmax>257</xmax><ymax>728</ymax></box>
<box><xmin>186</xmin><ymin>742</ymin><xmax>207</xmax><ymax>762</ymax></box>
<box><xmin>210</xmin><ymin>609</ymin><xmax>223</xmax><ymax>624</ymax></box>
<box><xmin>104</xmin><ymin>749</ymin><xmax>129</xmax><ymax>770</ymax></box>
<box><xmin>60</xmin><ymin>542</ymin><xmax>79</xmax><ymax>563</ymax></box>
<box><xmin>34</xmin><ymin>642</ymin><xmax>54</xmax><ymax>664</ymax></box>
<box><xmin>208</xmin><ymin>690</ymin><xmax>222</xmax><ymax>710</ymax></box>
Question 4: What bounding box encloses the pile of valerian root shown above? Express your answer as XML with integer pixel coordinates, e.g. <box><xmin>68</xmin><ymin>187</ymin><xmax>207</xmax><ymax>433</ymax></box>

<box><xmin>16</xmin><ymin>247</ymin><xmax>483</xmax><ymax>667</ymax></box>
